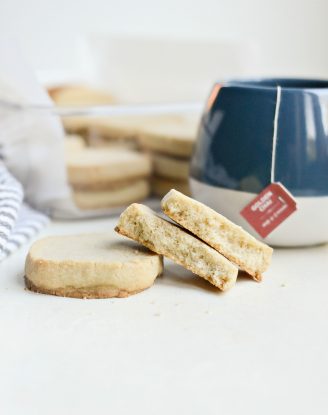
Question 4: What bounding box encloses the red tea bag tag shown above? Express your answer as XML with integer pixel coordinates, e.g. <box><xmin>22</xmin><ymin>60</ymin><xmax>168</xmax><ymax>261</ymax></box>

<box><xmin>240</xmin><ymin>182</ymin><xmax>297</xmax><ymax>238</ymax></box>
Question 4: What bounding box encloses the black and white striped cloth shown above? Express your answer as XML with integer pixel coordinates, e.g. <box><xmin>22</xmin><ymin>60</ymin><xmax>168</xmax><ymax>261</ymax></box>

<box><xmin>0</xmin><ymin>163</ymin><xmax>48</xmax><ymax>261</ymax></box>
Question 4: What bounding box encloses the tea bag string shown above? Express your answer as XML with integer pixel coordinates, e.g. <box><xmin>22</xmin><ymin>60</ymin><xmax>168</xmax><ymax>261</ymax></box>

<box><xmin>271</xmin><ymin>85</ymin><xmax>282</xmax><ymax>183</ymax></box>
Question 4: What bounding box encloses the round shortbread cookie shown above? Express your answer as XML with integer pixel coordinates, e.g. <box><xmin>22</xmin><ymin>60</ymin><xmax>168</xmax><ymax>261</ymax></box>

<box><xmin>152</xmin><ymin>153</ymin><xmax>190</xmax><ymax>180</ymax></box>
<box><xmin>138</xmin><ymin>116</ymin><xmax>199</xmax><ymax>157</ymax></box>
<box><xmin>73</xmin><ymin>179</ymin><xmax>150</xmax><ymax>209</ymax></box>
<box><xmin>25</xmin><ymin>234</ymin><xmax>163</xmax><ymax>298</ymax></box>
<box><xmin>152</xmin><ymin>176</ymin><xmax>190</xmax><ymax>197</ymax></box>
<box><xmin>67</xmin><ymin>147</ymin><xmax>151</xmax><ymax>188</ymax></box>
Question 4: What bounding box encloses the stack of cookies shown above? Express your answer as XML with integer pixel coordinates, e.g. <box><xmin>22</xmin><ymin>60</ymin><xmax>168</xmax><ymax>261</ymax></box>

<box><xmin>66</xmin><ymin>147</ymin><xmax>152</xmax><ymax>210</ymax></box>
<box><xmin>116</xmin><ymin>189</ymin><xmax>273</xmax><ymax>291</ymax></box>
<box><xmin>50</xmin><ymin>86</ymin><xmax>201</xmax><ymax>198</ymax></box>
<box><xmin>138</xmin><ymin>116</ymin><xmax>199</xmax><ymax>197</ymax></box>
<box><xmin>50</xmin><ymin>85</ymin><xmax>205</xmax><ymax>205</ymax></box>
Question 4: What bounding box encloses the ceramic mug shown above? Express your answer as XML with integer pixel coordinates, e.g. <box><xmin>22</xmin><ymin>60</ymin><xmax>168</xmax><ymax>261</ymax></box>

<box><xmin>190</xmin><ymin>78</ymin><xmax>328</xmax><ymax>246</ymax></box>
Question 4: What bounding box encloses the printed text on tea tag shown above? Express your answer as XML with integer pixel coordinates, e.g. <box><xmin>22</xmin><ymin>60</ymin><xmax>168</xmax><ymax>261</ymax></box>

<box><xmin>240</xmin><ymin>182</ymin><xmax>297</xmax><ymax>238</ymax></box>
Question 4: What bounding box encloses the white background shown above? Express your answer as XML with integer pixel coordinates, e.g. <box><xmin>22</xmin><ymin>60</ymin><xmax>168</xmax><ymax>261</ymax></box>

<box><xmin>1</xmin><ymin>0</ymin><xmax>328</xmax><ymax>78</ymax></box>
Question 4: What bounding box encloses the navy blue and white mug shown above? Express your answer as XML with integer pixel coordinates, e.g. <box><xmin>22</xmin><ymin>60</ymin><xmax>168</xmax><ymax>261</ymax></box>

<box><xmin>190</xmin><ymin>79</ymin><xmax>328</xmax><ymax>246</ymax></box>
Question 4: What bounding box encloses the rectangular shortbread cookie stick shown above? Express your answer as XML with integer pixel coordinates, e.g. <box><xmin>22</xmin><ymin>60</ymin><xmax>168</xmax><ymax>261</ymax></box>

<box><xmin>115</xmin><ymin>204</ymin><xmax>238</xmax><ymax>291</ymax></box>
<box><xmin>162</xmin><ymin>190</ymin><xmax>273</xmax><ymax>281</ymax></box>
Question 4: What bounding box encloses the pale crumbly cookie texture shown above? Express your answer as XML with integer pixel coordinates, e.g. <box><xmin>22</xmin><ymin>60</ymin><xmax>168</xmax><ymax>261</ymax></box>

<box><xmin>161</xmin><ymin>189</ymin><xmax>273</xmax><ymax>281</ymax></box>
<box><xmin>115</xmin><ymin>204</ymin><xmax>238</xmax><ymax>291</ymax></box>
<box><xmin>73</xmin><ymin>179</ymin><xmax>150</xmax><ymax>210</ymax></box>
<box><xmin>25</xmin><ymin>234</ymin><xmax>163</xmax><ymax>299</ymax></box>
<box><xmin>138</xmin><ymin>115</ymin><xmax>199</xmax><ymax>157</ymax></box>
<box><xmin>66</xmin><ymin>147</ymin><xmax>152</xmax><ymax>189</ymax></box>
<box><xmin>152</xmin><ymin>153</ymin><xmax>190</xmax><ymax>180</ymax></box>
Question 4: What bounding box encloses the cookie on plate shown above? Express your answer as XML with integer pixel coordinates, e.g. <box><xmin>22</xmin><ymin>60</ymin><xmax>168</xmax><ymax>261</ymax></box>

<box><xmin>25</xmin><ymin>234</ymin><xmax>163</xmax><ymax>298</ymax></box>
<box><xmin>115</xmin><ymin>204</ymin><xmax>238</xmax><ymax>291</ymax></box>
<box><xmin>161</xmin><ymin>189</ymin><xmax>273</xmax><ymax>281</ymax></box>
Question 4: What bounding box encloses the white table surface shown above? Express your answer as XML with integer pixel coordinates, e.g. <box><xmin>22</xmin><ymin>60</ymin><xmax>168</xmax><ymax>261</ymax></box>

<box><xmin>1</xmin><ymin>216</ymin><xmax>328</xmax><ymax>415</ymax></box>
